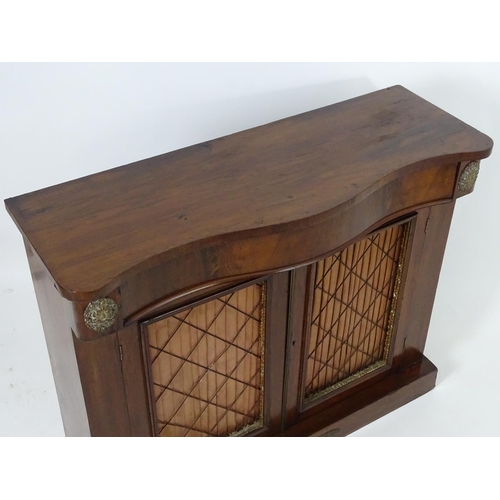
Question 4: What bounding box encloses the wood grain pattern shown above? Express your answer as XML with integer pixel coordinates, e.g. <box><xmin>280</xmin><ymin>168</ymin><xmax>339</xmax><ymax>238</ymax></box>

<box><xmin>23</xmin><ymin>239</ymin><xmax>90</xmax><ymax>436</ymax></box>
<box><xmin>113</xmin><ymin>161</ymin><xmax>457</xmax><ymax>341</ymax></box>
<box><xmin>5</xmin><ymin>86</ymin><xmax>493</xmax><ymax>436</ymax></box>
<box><xmin>5</xmin><ymin>86</ymin><xmax>492</xmax><ymax>301</ymax></box>
<box><xmin>391</xmin><ymin>202</ymin><xmax>457</xmax><ymax>370</ymax></box>
<box><xmin>145</xmin><ymin>282</ymin><xmax>265</xmax><ymax>437</ymax></box>
<box><xmin>305</xmin><ymin>222</ymin><xmax>408</xmax><ymax>400</ymax></box>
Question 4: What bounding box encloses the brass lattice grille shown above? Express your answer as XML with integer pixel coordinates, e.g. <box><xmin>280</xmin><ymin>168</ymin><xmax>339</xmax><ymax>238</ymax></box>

<box><xmin>145</xmin><ymin>282</ymin><xmax>265</xmax><ymax>437</ymax></box>
<box><xmin>305</xmin><ymin>222</ymin><xmax>409</xmax><ymax>402</ymax></box>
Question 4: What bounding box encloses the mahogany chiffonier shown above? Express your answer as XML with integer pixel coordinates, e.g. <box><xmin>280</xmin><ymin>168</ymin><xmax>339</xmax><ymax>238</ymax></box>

<box><xmin>5</xmin><ymin>86</ymin><xmax>493</xmax><ymax>437</ymax></box>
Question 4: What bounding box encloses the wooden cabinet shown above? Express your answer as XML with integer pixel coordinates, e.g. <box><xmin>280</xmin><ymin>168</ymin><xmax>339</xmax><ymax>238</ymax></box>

<box><xmin>5</xmin><ymin>86</ymin><xmax>493</xmax><ymax>436</ymax></box>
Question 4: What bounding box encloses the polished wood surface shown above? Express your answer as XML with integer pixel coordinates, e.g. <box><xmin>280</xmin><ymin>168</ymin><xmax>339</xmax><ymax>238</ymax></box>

<box><xmin>5</xmin><ymin>86</ymin><xmax>493</xmax><ymax>436</ymax></box>
<box><xmin>24</xmin><ymin>239</ymin><xmax>90</xmax><ymax>437</ymax></box>
<box><xmin>391</xmin><ymin>201</ymin><xmax>457</xmax><ymax>370</ymax></box>
<box><xmin>282</xmin><ymin>355</ymin><xmax>438</xmax><ymax>437</ymax></box>
<box><xmin>5</xmin><ymin>86</ymin><xmax>492</xmax><ymax>301</ymax></box>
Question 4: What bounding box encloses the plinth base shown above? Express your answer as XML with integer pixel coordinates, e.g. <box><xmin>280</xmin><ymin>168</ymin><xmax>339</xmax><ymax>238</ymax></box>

<box><xmin>282</xmin><ymin>356</ymin><xmax>437</xmax><ymax>437</ymax></box>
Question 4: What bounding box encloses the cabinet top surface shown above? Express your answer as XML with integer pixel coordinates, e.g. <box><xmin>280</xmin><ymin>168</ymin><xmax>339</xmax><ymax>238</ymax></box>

<box><xmin>5</xmin><ymin>85</ymin><xmax>493</xmax><ymax>298</ymax></box>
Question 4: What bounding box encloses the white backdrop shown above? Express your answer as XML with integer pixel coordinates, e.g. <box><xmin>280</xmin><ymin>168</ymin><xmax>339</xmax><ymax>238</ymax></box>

<box><xmin>1</xmin><ymin>63</ymin><xmax>499</xmax><ymax>436</ymax></box>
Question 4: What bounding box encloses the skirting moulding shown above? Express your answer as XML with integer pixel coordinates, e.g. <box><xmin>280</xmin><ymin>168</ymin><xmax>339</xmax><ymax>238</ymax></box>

<box><xmin>5</xmin><ymin>86</ymin><xmax>493</xmax><ymax>437</ymax></box>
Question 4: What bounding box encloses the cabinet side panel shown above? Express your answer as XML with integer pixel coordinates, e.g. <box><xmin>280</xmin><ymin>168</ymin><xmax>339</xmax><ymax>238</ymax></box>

<box><xmin>24</xmin><ymin>240</ymin><xmax>90</xmax><ymax>436</ymax></box>
<box><xmin>144</xmin><ymin>282</ymin><xmax>266</xmax><ymax>437</ymax></box>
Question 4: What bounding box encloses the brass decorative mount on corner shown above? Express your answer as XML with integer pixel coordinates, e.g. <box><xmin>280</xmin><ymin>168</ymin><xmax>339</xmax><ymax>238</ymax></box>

<box><xmin>83</xmin><ymin>298</ymin><xmax>119</xmax><ymax>332</ymax></box>
<box><xmin>458</xmin><ymin>161</ymin><xmax>480</xmax><ymax>192</ymax></box>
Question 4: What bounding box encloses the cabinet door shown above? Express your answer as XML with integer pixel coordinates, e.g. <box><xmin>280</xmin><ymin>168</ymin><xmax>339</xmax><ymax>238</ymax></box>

<box><xmin>139</xmin><ymin>273</ymin><xmax>289</xmax><ymax>437</ymax></box>
<box><xmin>283</xmin><ymin>216</ymin><xmax>414</xmax><ymax>430</ymax></box>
